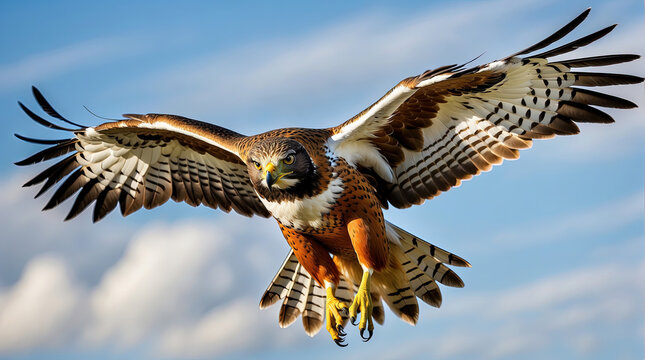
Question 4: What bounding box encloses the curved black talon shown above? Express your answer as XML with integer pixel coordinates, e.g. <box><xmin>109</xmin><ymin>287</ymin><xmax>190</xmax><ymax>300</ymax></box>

<box><xmin>360</xmin><ymin>328</ymin><xmax>373</xmax><ymax>342</ymax></box>
<box><xmin>334</xmin><ymin>338</ymin><xmax>348</xmax><ymax>347</ymax></box>
<box><xmin>337</xmin><ymin>325</ymin><xmax>346</xmax><ymax>337</ymax></box>
<box><xmin>350</xmin><ymin>316</ymin><xmax>358</xmax><ymax>326</ymax></box>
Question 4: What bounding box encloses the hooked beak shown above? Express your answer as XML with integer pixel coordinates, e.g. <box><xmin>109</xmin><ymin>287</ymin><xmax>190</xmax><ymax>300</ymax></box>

<box><xmin>263</xmin><ymin>162</ymin><xmax>293</xmax><ymax>190</ymax></box>
<box><xmin>264</xmin><ymin>162</ymin><xmax>277</xmax><ymax>189</ymax></box>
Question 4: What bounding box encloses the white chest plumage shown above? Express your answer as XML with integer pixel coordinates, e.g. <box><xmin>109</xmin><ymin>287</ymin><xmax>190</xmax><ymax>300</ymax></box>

<box><xmin>258</xmin><ymin>176</ymin><xmax>344</xmax><ymax>230</ymax></box>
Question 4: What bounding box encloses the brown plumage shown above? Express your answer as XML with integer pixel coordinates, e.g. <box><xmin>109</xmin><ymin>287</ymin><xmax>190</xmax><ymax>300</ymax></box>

<box><xmin>14</xmin><ymin>8</ymin><xmax>642</xmax><ymax>345</ymax></box>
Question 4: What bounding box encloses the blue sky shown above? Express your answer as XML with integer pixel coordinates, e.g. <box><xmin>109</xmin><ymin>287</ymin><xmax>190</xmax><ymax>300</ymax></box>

<box><xmin>0</xmin><ymin>1</ymin><xmax>643</xmax><ymax>359</ymax></box>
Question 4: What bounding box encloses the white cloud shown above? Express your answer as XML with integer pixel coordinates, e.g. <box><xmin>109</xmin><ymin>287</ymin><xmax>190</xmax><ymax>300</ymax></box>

<box><xmin>84</xmin><ymin>221</ymin><xmax>230</xmax><ymax>346</ymax></box>
<box><xmin>0</xmin><ymin>213</ymin><xmax>286</xmax><ymax>356</ymax></box>
<box><xmin>0</xmin><ymin>172</ymin><xmax>134</xmax><ymax>287</ymax></box>
<box><xmin>0</xmin><ymin>256</ymin><xmax>84</xmax><ymax>352</ymax></box>
<box><xmin>157</xmin><ymin>298</ymin><xmax>296</xmax><ymax>358</ymax></box>
<box><xmin>369</xmin><ymin>259</ymin><xmax>643</xmax><ymax>360</ymax></box>
<box><xmin>1</xmin><ymin>152</ymin><xmax>292</xmax><ymax>358</ymax></box>
<box><xmin>416</xmin><ymin>260</ymin><xmax>644</xmax><ymax>359</ymax></box>
<box><xmin>483</xmin><ymin>329</ymin><xmax>546</xmax><ymax>359</ymax></box>
<box><xmin>488</xmin><ymin>263</ymin><xmax>639</xmax><ymax>316</ymax></box>
<box><xmin>439</xmin><ymin>258</ymin><xmax>644</xmax><ymax>320</ymax></box>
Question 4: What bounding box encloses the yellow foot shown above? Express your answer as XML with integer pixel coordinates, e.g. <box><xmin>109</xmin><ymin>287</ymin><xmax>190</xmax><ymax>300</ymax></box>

<box><xmin>349</xmin><ymin>270</ymin><xmax>374</xmax><ymax>342</ymax></box>
<box><xmin>325</xmin><ymin>286</ymin><xmax>349</xmax><ymax>347</ymax></box>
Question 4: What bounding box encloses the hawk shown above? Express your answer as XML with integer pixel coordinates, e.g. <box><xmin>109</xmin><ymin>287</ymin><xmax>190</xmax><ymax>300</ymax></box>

<box><xmin>14</xmin><ymin>9</ymin><xmax>642</xmax><ymax>346</ymax></box>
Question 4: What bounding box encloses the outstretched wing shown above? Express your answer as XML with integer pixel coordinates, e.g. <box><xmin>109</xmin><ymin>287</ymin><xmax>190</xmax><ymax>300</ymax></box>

<box><xmin>15</xmin><ymin>87</ymin><xmax>270</xmax><ymax>221</ymax></box>
<box><xmin>328</xmin><ymin>9</ymin><xmax>643</xmax><ymax>209</ymax></box>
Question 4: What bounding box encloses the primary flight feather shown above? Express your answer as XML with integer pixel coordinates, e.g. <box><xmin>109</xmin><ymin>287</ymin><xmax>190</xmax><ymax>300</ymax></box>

<box><xmin>14</xmin><ymin>8</ymin><xmax>642</xmax><ymax>345</ymax></box>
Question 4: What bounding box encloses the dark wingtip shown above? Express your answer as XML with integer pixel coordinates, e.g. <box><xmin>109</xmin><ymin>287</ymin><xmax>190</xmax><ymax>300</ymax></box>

<box><xmin>532</xmin><ymin>23</ymin><xmax>619</xmax><ymax>59</ymax></box>
<box><xmin>14</xmin><ymin>133</ymin><xmax>71</xmax><ymax>145</ymax></box>
<box><xmin>505</xmin><ymin>8</ymin><xmax>591</xmax><ymax>59</ymax></box>
<box><xmin>18</xmin><ymin>101</ymin><xmax>76</xmax><ymax>131</ymax></box>
<box><xmin>576</xmin><ymin>8</ymin><xmax>591</xmax><ymax>22</ymax></box>
<box><xmin>31</xmin><ymin>86</ymin><xmax>88</xmax><ymax>128</ymax></box>
<box><xmin>623</xmin><ymin>100</ymin><xmax>638</xmax><ymax>109</ymax></box>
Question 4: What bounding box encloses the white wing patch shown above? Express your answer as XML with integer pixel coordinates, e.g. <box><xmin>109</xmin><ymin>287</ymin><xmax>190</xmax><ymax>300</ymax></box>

<box><xmin>415</xmin><ymin>73</ymin><xmax>452</xmax><ymax>88</ymax></box>
<box><xmin>329</xmin><ymin>84</ymin><xmax>417</xmax><ymax>182</ymax></box>
<box><xmin>135</xmin><ymin>120</ymin><xmax>241</xmax><ymax>158</ymax></box>
<box><xmin>331</xmin><ymin>85</ymin><xmax>415</xmax><ymax>142</ymax></box>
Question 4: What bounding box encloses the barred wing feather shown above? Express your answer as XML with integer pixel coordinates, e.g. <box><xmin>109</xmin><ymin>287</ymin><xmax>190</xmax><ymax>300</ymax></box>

<box><xmin>15</xmin><ymin>89</ymin><xmax>270</xmax><ymax>221</ymax></box>
<box><xmin>329</xmin><ymin>9</ymin><xmax>643</xmax><ymax>209</ymax></box>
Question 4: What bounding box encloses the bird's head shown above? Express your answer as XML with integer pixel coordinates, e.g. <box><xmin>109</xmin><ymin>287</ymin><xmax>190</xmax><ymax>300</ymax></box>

<box><xmin>247</xmin><ymin>138</ymin><xmax>315</xmax><ymax>193</ymax></box>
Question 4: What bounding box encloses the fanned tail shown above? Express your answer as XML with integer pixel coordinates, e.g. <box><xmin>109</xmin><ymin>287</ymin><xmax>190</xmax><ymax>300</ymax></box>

<box><xmin>260</xmin><ymin>222</ymin><xmax>470</xmax><ymax>334</ymax></box>
<box><xmin>347</xmin><ymin>221</ymin><xmax>469</xmax><ymax>325</ymax></box>
<box><xmin>386</xmin><ymin>221</ymin><xmax>470</xmax><ymax>312</ymax></box>
<box><xmin>260</xmin><ymin>252</ymin><xmax>381</xmax><ymax>336</ymax></box>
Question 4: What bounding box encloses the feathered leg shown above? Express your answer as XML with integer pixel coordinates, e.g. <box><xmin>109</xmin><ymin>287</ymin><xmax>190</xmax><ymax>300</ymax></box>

<box><xmin>346</xmin><ymin>217</ymin><xmax>388</xmax><ymax>342</ymax></box>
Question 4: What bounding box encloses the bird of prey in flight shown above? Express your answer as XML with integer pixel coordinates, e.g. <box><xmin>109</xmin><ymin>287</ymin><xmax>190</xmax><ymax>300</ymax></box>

<box><xmin>14</xmin><ymin>8</ymin><xmax>642</xmax><ymax>346</ymax></box>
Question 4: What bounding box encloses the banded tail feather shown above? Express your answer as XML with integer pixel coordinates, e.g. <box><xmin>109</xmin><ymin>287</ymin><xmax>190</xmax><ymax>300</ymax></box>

<box><xmin>259</xmin><ymin>252</ymin><xmax>299</xmax><ymax>309</ymax></box>
<box><xmin>261</xmin><ymin>251</ymin><xmax>386</xmax><ymax>336</ymax></box>
<box><xmin>259</xmin><ymin>251</ymin><xmax>329</xmax><ymax>336</ymax></box>
<box><xmin>375</xmin><ymin>266</ymin><xmax>419</xmax><ymax>325</ymax></box>
<box><xmin>302</xmin><ymin>275</ymin><xmax>326</xmax><ymax>336</ymax></box>
<box><xmin>260</xmin><ymin>221</ymin><xmax>470</xmax><ymax>334</ymax></box>
<box><xmin>278</xmin><ymin>262</ymin><xmax>311</xmax><ymax>328</ymax></box>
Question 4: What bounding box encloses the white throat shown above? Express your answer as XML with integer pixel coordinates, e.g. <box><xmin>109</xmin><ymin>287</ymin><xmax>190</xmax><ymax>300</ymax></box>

<box><xmin>257</xmin><ymin>176</ymin><xmax>344</xmax><ymax>230</ymax></box>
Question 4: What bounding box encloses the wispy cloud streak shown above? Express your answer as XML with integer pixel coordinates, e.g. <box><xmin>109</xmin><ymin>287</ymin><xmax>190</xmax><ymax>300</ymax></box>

<box><xmin>0</xmin><ymin>37</ymin><xmax>142</xmax><ymax>92</ymax></box>
<box><xmin>491</xmin><ymin>191</ymin><xmax>643</xmax><ymax>249</ymax></box>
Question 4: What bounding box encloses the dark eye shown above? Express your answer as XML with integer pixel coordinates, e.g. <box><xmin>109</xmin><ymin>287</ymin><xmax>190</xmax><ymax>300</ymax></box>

<box><xmin>253</xmin><ymin>161</ymin><xmax>262</xmax><ymax>170</ymax></box>
<box><xmin>283</xmin><ymin>154</ymin><xmax>295</xmax><ymax>165</ymax></box>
